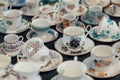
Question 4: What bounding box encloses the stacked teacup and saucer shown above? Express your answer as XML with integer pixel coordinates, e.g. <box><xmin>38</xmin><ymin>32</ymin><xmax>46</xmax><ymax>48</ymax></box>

<box><xmin>89</xmin><ymin>16</ymin><xmax>120</xmax><ymax>42</ymax></box>
<box><xmin>0</xmin><ymin>9</ymin><xmax>29</xmax><ymax>34</ymax></box>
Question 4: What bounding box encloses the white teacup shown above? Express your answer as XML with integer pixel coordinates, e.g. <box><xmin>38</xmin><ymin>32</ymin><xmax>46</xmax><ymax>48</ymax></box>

<box><xmin>13</xmin><ymin>61</ymin><xmax>41</xmax><ymax>80</ymax></box>
<box><xmin>59</xmin><ymin>0</ymin><xmax>80</xmax><ymax>13</ymax></box>
<box><xmin>22</xmin><ymin>37</ymin><xmax>50</xmax><ymax>67</ymax></box>
<box><xmin>0</xmin><ymin>55</ymin><xmax>11</xmax><ymax>77</ymax></box>
<box><xmin>62</xmin><ymin>13</ymin><xmax>78</xmax><ymax>29</ymax></box>
<box><xmin>2</xmin><ymin>9</ymin><xmax>22</xmax><ymax>30</ymax></box>
<box><xmin>57</xmin><ymin>57</ymin><xmax>87</xmax><ymax>80</ymax></box>
<box><xmin>31</xmin><ymin>18</ymin><xmax>51</xmax><ymax>37</ymax></box>
<box><xmin>3</xmin><ymin>34</ymin><xmax>23</xmax><ymax>53</ymax></box>
<box><xmin>91</xmin><ymin>45</ymin><xmax>117</xmax><ymax>71</ymax></box>
<box><xmin>63</xmin><ymin>25</ymin><xmax>91</xmax><ymax>52</ymax></box>
<box><xmin>111</xmin><ymin>0</ymin><xmax>120</xmax><ymax>14</ymax></box>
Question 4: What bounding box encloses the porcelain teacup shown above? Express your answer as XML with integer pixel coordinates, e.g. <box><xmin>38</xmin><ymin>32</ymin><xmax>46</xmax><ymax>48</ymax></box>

<box><xmin>61</xmin><ymin>13</ymin><xmax>78</xmax><ymax>29</ymax></box>
<box><xmin>1</xmin><ymin>9</ymin><xmax>23</xmax><ymax>30</ymax></box>
<box><xmin>13</xmin><ymin>61</ymin><xmax>41</xmax><ymax>80</ymax></box>
<box><xmin>111</xmin><ymin>0</ymin><xmax>120</xmax><ymax>14</ymax></box>
<box><xmin>91</xmin><ymin>45</ymin><xmax>117</xmax><ymax>71</ymax></box>
<box><xmin>59</xmin><ymin>0</ymin><xmax>80</xmax><ymax>14</ymax></box>
<box><xmin>63</xmin><ymin>25</ymin><xmax>91</xmax><ymax>52</ymax></box>
<box><xmin>22</xmin><ymin>37</ymin><xmax>50</xmax><ymax>67</ymax></box>
<box><xmin>31</xmin><ymin>18</ymin><xmax>51</xmax><ymax>37</ymax></box>
<box><xmin>3</xmin><ymin>34</ymin><xmax>23</xmax><ymax>53</ymax></box>
<box><xmin>57</xmin><ymin>57</ymin><xmax>87</xmax><ymax>80</ymax></box>
<box><xmin>0</xmin><ymin>55</ymin><xmax>11</xmax><ymax>77</ymax></box>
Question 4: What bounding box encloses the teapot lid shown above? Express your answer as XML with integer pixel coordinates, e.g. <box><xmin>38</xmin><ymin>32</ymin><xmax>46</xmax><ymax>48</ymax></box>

<box><xmin>13</xmin><ymin>61</ymin><xmax>39</xmax><ymax>73</ymax></box>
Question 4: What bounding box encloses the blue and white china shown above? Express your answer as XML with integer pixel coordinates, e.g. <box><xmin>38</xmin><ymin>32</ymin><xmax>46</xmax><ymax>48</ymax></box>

<box><xmin>0</xmin><ymin>19</ymin><xmax>29</xmax><ymax>34</ymax></box>
<box><xmin>55</xmin><ymin>38</ymin><xmax>95</xmax><ymax>56</ymax></box>
<box><xmin>3</xmin><ymin>34</ymin><xmax>23</xmax><ymax>54</ymax></box>
<box><xmin>26</xmin><ymin>29</ymin><xmax>58</xmax><ymax>43</ymax></box>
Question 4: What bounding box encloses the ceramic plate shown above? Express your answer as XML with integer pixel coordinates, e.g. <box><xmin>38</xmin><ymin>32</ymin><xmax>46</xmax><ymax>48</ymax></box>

<box><xmin>81</xmin><ymin>0</ymin><xmax>110</xmax><ymax>7</ymax></box>
<box><xmin>0</xmin><ymin>42</ymin><xmax>24</xmax><ymax>57</ymax></box>
<box><xmin>20</xmin><ymin>6</ymin><xmax>40</xmax><ymax>16</ymax></box>
<box><xmin>54</xmin><ymin>38</ymin><xmax>95</xmax><ymax>56</ymax></box>
<box><xmin>0</xmin><ymin>74</ymin><xmax>17</xmax><ymax>80</ymax></box>
<box><xmin>112</xmin><ymin>41</ymin><xmax>120</xmax><ymax>56</ymax></box>
<box><xmin>51</xmin><ymin>74</ymin><xmax>94</xmax><ymax>80</ymax></box>
<box><xmin>83</xmin><ymin>57</ymin><xmax>120</xmax><ymax>78</ymax></box>
<box><xmin>40</xmin><ymin>50</ymin><xmax>63</xmax><ymax>72</ymax></box>
<box><xmin>0</xmin><ymin>19</ymin><xmax>29</xmax><ymax>34</ymax></box>
<box><xmin>104</xmin><ymin>5</ymin><xmax>120</xmax><ymax>17</ymax></box>
<box><xmin>81</xmin><ymin>13</ymin><xmax>108</xmax><ymax>25</ymax></box>
<box><xmin>89</xmin><ymin>27</ymin><xmax>120</xmax><ymax>42</ymax></box>
<box><xmin>26</xmin><ymin>29</ymin><xmax>58</xmax><ymax>43</ymax></box>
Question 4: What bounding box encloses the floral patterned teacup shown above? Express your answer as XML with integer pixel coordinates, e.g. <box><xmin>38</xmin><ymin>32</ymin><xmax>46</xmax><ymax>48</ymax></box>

<box><xmin>63</xmin><ymin>25</ymin><xmax>91</xmax><ymax>52</ymax></box>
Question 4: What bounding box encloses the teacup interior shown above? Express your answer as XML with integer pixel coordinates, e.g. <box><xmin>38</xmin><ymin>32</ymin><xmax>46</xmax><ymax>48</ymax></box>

<box><xmin>57</xmin><ymin>61</ymin><xmax>87</xmax><ymax>78</ymax></box>
<box><xmin>91</xmin><ymin>45</ymin><xmax>115</xmax><ymax>57</ymax></box>
<box><xmin>64</xmin><ymin>27</ymin><xmax>84</xmax><ymax>36</ymax></box>
<box><xmin>4</xmin><ymin>10</ymin><xmax>22</xmax><ymax>18</ymax></box>
<box><xmin>4</xmin><ymin>34</ymin><xmax>18</xmax><ymax>43</ymax></box>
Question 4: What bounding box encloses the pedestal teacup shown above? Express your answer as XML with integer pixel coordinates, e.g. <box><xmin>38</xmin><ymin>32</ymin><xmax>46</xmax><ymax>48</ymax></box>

<box><xmin>111</xmin><ymin>0</ymin><xmax>120</xmax><ymax>14</ymax></box>
<box><xmin>91</xmin><ymin>45</ymin><xmax>117</xmax><ymax>71</ymax></box>
<box><xmin>3</xmin><ymin>34</ymin><xmax>23</xmax><ymax>53</ymax></box>
<box><xmin>63</xmin><ymin>26</ymin><xmax>91</xmax><ymax>52</ymax></box>
<box><xmin>57</xmin><ymin>57</ymin><xmax>87</xmax><ymax>80</ymax></box>
<box><xmin>2</xmin><ymin>9</ymin><xmax>22</xmax><ymax>30</ymax></box>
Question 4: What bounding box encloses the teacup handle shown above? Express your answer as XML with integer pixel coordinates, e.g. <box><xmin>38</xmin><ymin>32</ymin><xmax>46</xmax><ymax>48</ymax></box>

<box><xmin>32</xmin><ymin>15</ymin><xmax>39</xmax><ymax>21</ymax></box>
<box><xmin>18</xmin><ymin>36</ymin><xmax>23</xmax><ymax>45</ymax></box>
<box><xmin>84</xmin><ymin>25</ymin><xmax>92</xmax><ymax>39</ymax></box>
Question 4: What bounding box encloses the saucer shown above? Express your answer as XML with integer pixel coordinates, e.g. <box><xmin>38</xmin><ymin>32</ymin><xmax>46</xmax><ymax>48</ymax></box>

<box><xmin>0</xmin><ymin>42</ymin><xmax>24</xmax><ymax>57</ymax></box>
<box><xmin>89</xmin><ymin>27</ymin><xmax>120</xmax><ymax>42</ymax></box>
<box><xmin>112</xmin><ymin>41</ymin><xmax>120</xmax><ymax>55</ymax></box>
<box><xmin>0</xmin><ymin>74</ymin><xmax>17</xmax><ymax>80</ymax></box>
<box><xmin>13</xmin><ymin>2</ymin><xmax>25</xmax><ymax>7</ymax></box>
<box><xmin>104</xmin><ymin>5</ymin><xmax>120</xmax><ymax>17</ymax></box>
<box><xmin>81</xmin><ymin>0</ymin><xmax>110</xmax><ymax>7</ymax></box>
<box><xmin>26</xmin><ymin>29</ymin><xmax>58</xmax><ymax>43</ymax></box>
<box><xmin>83</xmin><ymin>57</ymin><xmax>120</xmax><ymax>78</ymax></box>
<box><xmin>54</xmin><ymin>38</ymin><xmax>95</xmax><ymax>56</ymax></box>
<box><xmin>81</xmin><ymin>13</ymin><xmax>108</xmax><ymax>25</ymax></box>
<box><xmin>0</xmin><ymin>19</ymin><xmax>29</xmax><ymax>34</ymax></box>
<box><xmin>20</xmin><ymin>6</ymin><xmax>40</xmax><ymax>16</ymax></box>
<box><xmin>40</xmin><ymin>50</ymin><xmax>63</xmax><ymax>72</ymax></box>
<box><xmin>51</xmin><ymin>74</ymin><xmax>94</xmax><ymax>80</ymax></box>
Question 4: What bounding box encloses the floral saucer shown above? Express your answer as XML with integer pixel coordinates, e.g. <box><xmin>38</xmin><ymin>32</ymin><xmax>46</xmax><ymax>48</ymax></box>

<box><xmin>54</xmin><ymin>38</ymin><xmax>95</xmax><ymax>56</ymax></box>
<box><xmin>0</xmin><ymin>42</ymin><xmax>24</xmax><ymax>57</ymax></box>
<box><xmin>81</xmin><ymin>0</ymin><xmax>110</xmax><ymax>7</ymax></box>
<box><xmin>17</xmin><ymin>50</ymin><xmax>63</xmax><ymax>72</ymax></box>
<box><xmin>51</xmin><ymin>74</ymin><xmax>94</xmax><ymax>80</ymax></box>
<box><xmin>89</xmin><ymin>27</ymin><xmax>120</xmax><ymax>42</ymax></box>
<box><xmin>26</xmin><ymin>29</ymin><xmax>58</xmax><ymax>43</ymax></box>
<box><xmin>83</xmin><ymin>57</ymin><xmax>120</xmax><ymax>78</ymax></box>
<box><xmin>20</xmin><ymin>6</ymin><xmax>40</xmax><ymax>16</ymax></box>
<box><xmin>104</xmin><ymin>5</ymin><xmax>120</xmax><ymax>17</ymax></box>
<box><xmin>0</xmin><ymin>19</ymin><xmax>29</xmax><ymax>34</ymax></box>
<box><xmin>81</xmin><ymin>13</ymin><xmax>108</xmax><ymax>25</ymax></box>
<box><xmin>112</xmin><ymin>41</ymin><xmax>120</xmax><ymax>56</ymax></box>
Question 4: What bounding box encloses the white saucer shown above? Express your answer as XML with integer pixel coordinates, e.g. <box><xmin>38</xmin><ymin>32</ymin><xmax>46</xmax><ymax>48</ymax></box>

<box><xmin>20</xmin><ymin>6</ymin><xmax>40</xmax><ymax>16</ymax></box>
<box><xmin>104</xmin><ymin>5</ymin><xmax>120</xmax><ymax>17</ymax></box>
<box><xmin>89</xmin><ymin>27</ymin><xmax>120</xmax><ymax>42</ymax></box>
<box><xmin>40</xmin><ymin>50</ymin><xmax>63</xmax><ymax>72</ymax></box>
<box><xmin>81</xmin><ymin>13</ymin><xmax>108</xmax><ymax>25</ymax></box>
<box><xmin>54</xmin><ymin>38</ymin><xmax>95</xmax><ymax>56</ymax></box>
<box><xmin>83</xmin><ymin>57</ymin><xmax>120</xmax><ymax>78</ymax></box>
<box><xmin>51</xmin><ymin>74</ymin><xmax>94</xmax><ymax>80</ymax></box>
<box><xmin>112</xmin><ymin>41</ymin><xmax>120</xmax><ymax>56</ymax></box>
<box><xmin>81</xmin><ymin>0</ymin><xmax>110</xmax><ymax>7</ymax></box>
<box><xmin>0</xmin><ymin>19</ymin><xmax>29</xmax><ymax>34</ymax></box>
<box><xmin>0</xmin><ymin>74</ymin><xmax>17</xmax><ymax>80</ymax></box>
<box><xmin>0</xmin><ymin>42</ymin><xmax>24</xmax><ymax>57</ymax></box>
<box><xmin>26</xmin><ymin>29</ymin><xmax>58</xmax><ymax>43</ymax></box>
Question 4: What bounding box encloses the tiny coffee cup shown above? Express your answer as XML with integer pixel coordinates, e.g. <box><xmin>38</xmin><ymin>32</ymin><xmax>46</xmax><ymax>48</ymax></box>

<box><xmin>2</xmin><ymin>9</ymin><xmax>22</xmax><ymax>30</ymax></box>
<box><xmin>91</xmin><ymin>45</ymin><xmax>117</xmax><ymax>71</ymax></box>
<box><xmin>63</xmin><ymin>25</ymin><xmax>91</xmax><ymax>52</ymax></box>
<box><xmin>62</xmin><ymin>13</ymin><xmax>78</xmax><ymax>29</ymax></box>
<box><xmin>3</xmin><ymin>34</ymin><xmax>23</xmax><ymax>52</ymax></box>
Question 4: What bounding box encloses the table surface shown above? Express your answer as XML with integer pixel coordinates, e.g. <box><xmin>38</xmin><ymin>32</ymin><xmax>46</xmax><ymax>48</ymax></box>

<box><xmin>1</xmin><ymin>4</ymin><xmax>120</xmax><ymax>80</ymax></box>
